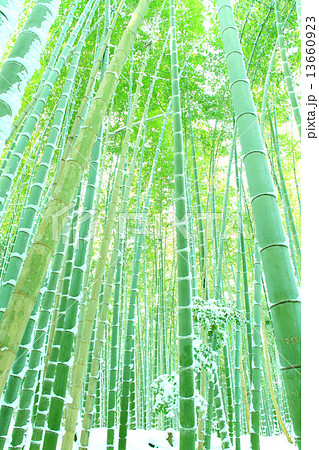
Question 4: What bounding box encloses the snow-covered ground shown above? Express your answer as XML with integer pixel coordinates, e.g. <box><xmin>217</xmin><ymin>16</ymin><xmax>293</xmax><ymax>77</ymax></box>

<box><xmin>68</xmin><ymin>427</ymin><xmax>298</xmax><ymax>449</ymax></box>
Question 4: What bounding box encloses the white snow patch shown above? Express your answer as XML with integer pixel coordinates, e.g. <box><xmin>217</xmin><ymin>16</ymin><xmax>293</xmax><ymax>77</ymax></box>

<box><xmin>56</xmin><ymin>428</ymin><xmax>298</xmax><ymax>450</ymax></box>
<box><xmin>90</xmin><ymin>428</ymin><xmax>178</xmax><ymax>450</ymax></box>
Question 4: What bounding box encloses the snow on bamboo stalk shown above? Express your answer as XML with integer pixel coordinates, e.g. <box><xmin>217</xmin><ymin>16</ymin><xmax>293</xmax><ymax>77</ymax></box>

<box><xmin>0</xmin><ymin>0</ymin><xmax>95</xmax><ymax>218</ymax></box>
<box><xmin>0</xmin><ymin>290</ymin><xmax>42</xmax><ymax>450</ymax></box>
<box><xmin>105</xmin><ymin>233</ymin><xmax>125</xmax><ymax>449</ymax></box>
<box><xmin>169</xmin><ymin>0</ymin><xmax>195</xmax><ymax>448</ymax></box>
<box><xmin>234</xmin><ymin>235</ymin><xmax>242</xmax><ymax>450</ymax></box>
<box><xmin>0</xmin><ymin>0</ymin><xmax>151</xmax><ymax>397</ymax></box>
<box><xmin>8</xmin><ymin>232</ymin><xmax>67</xmax><ymax>448</ymax></box>
<box><xmin>274</xmin><ymin>0</ymin><xmax>301</xmax><ymax>136</ymax></box>
<box><xmin>0</xmin><ymin>0</ymin><xmax>24</xmax><ymax>59</ymax></box>
<box><xmin>0</xmin><ymin>0</ymin><xmax>60</xmax><ymax>154</ymax></box>
<box><xmin>216</xmin><ymin>1</ymin><xmax>301</xmax><ymax>445</ymax></box>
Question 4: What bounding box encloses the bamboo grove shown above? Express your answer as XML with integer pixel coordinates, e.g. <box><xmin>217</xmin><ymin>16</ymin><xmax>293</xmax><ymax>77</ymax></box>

<box><xmin>0</xmin><ymin>0</ymin><xmax>301</xmax><ymax>449</ymax></box>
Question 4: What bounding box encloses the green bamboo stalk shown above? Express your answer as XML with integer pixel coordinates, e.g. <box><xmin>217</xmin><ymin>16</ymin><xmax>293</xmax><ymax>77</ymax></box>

<box><xmin>223</xmin><ymin>335</ymin><xmax>234</xmax><ymax>441</ymax></box>
<box><xmin>295</xmin><ymin>0</ymin><xmax>301</xmax><ymax>30</ymax></box>
<box><xmin>261</xmin><ymin>305</ymin><xmax>293</xmax><ymax>444</ymax></box>
<box><xmin>274</xmin><ymin>0</ymin><xmax>301</xmax><ymax>136</ymax></box>
<box><xmin>0</xmin><ymin>0</ymin><xmax>24</xmax><ymax>58</ymax></box>
<box><xmin>259</xmin><ymin>4</ymin><xmax>295</xmax><ymax>139</ymax></box>
<box><xmin>239</xmin><ymin>227</ymin><xmax>253</xmax><ymax>381</ymax></box>
<box><xmin>216</xmin><ymin>2</ymin><xmax>301</xmax><ymax>444</ymax></box>
<box><xmin>203</xmin><ymin>375</ymin><xmax>214</xmax><ymax>450</ymax></box>
<box><xmin>77</xmin><ymin>167</ymin><xmax>125</xmax><ymax>450</ymax></box>
<box><xmin>270</xmin><ymin>106</ymin><xmax>300</xmax><ymax>269</ymax></box>
<box><xmin>246</xmin><ymin>6</ymin><xmax>273</xmax><ymax>75</ymax></box>
<box><xmin>59</xmin><ymin>0</ymin><xmax>125</xmax><ymax>165</ymax></box>
<box><xmin>249</xmin><ymin>242</ymin><xmax>262</xmax><ymax>449</ymax></box>
<box><xmin>0</xmin><ymin>0</ymin><xmax>61</xmax><ymax>153</ymax></box>
<box><xmin>170</xmin><ymin>0</ymin><xmax>195</xmax><ymax>447</ymax></box>
<box><xmin>212</xmin><ymin>362</ymin><xmax>231</xmax><ymax>449</ymax></box>
<box><xmin>106</xmin><ymin>232</ymin><xmax>126</xmax><ymax>449</ymax></box>
<box><xmin>234</xmin><ymin>235</ymin><xmax>242</xmax><ymax>450</ymax></box>
<box><xmin>9</xmin><ymin>0</ymin><xmax>80</xmax><ymax>141</ymax></box>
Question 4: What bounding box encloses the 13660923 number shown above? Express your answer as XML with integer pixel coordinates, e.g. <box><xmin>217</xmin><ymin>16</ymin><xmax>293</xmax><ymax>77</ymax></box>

<box><xmin>306</xmin><ymin>17</ymin><xmax>316</xmax><ymax>77</ymax></box>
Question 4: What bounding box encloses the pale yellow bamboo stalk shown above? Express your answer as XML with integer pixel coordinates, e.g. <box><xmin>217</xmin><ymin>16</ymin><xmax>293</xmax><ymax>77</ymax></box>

<box><xmin>42</xmin><ymin>285</ymin><xmax>62</xmax><ymax>381</ymax></box>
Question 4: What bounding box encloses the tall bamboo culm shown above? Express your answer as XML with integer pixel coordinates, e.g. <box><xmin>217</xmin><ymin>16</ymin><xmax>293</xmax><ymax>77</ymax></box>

<box><xmin>216</xmin><ymin>1</ymin><xmax>301</xmax><ymax>446</ymax></box>
<box><xmin>170</xmin><ymin>0</ymin><xmax>196</xmax><ymax>448</ymax></box>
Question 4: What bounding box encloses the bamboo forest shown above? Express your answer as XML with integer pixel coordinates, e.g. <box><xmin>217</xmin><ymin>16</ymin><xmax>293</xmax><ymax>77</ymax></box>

<box><xmin>0</xmin><ymin>0</ymin><xmax>302</xmax><ymax>448</ymax></box>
